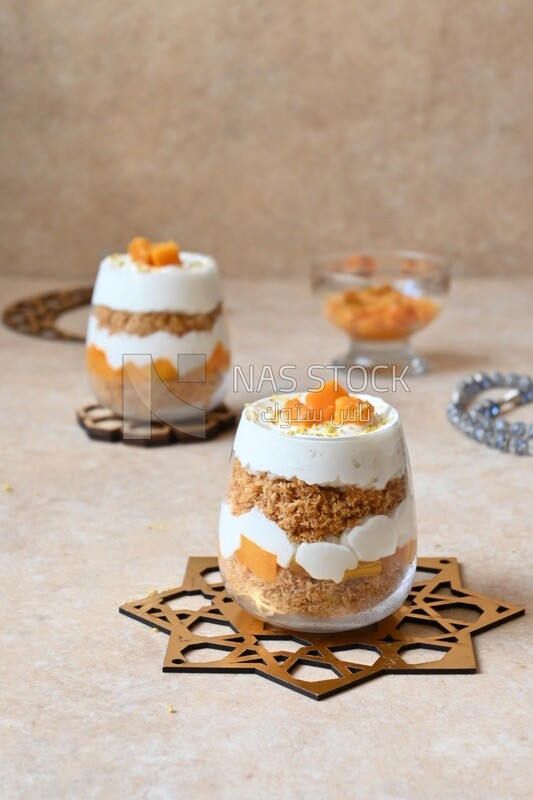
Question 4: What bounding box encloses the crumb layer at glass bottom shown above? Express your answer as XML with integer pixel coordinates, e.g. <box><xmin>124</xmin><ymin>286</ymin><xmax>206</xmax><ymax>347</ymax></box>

<box><xmin>219</xmin><ymin>542</ymin><xmax>416</xmax><ymax>633</ymax></box>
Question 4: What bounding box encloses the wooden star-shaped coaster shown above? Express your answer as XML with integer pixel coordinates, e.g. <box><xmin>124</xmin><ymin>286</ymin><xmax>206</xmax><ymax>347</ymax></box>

<box><xmin>119</xmin><ymin>556</ymin><xmax>524</xmax><ymax>700</ymax></box>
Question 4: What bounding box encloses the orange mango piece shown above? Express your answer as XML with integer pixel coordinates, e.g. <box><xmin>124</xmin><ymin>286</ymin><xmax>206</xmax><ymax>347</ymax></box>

<box><xmin>333</xmin><ymin>395</ymin><xmax>375</xmax><ymax>426</ymax></box>
<box><xmin>206</xmin><ymin>342</ymin><xmax>230</xmax><ymax>377</ymax></box>
<box><xmin>325</xmin><ymin>285</ymin><xmax>440</xmax><ymax>341</ymax></box>
<box><xmin>86</xmin><ymin>344</ymin><xmax>113</xmax><ymax>379</ymax></box>
<box><xmin>283</xmin><ymin>396</ymin><xmax>315</xmax><ymax>428</ymax></box>
<box><xmin>235</xmin><ymin>536</ymin><xmax>278</xmax><ymax>583</ymax></box>
<box><xmin>150</xmin><ymin>240</ymin><xmax>181</xmax><ymax>267</ymax></box>
<box><xmin>342</xmin><ymin>560</ymin><xmax>382</xmax><ymax>580</ymax></box>
<box><xmin>87</xmin><ymin>341</ymin><xmax>230</xmax><ymax>385</ymax></box>
<box><xmin>128</xmin><ymin>237</ymin><xmax>153</xmax><ymax>264</ymax></box>
<box><xmin>153</xmin><ymin>358</ymin><xmax>179</xmax><ymax>383</ymax></box>
<box><xmin>305</xmin><ymin>379</ymin><xmax>348</xmax><ymax>424</ymax></box>
<box><xmin>406</xmin><ymin>539</ymin><xmax>417</xmax><ymax>563</ymax></box>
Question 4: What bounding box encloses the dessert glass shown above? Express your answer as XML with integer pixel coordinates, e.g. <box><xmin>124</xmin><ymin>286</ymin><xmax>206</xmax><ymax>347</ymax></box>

<box><xmin>218</xmin><ymin>390</ymin><xmax>417</xmax><ymax>633</ymax></box>
<box><xmin>312</xmin><ymin>250</ymin><xmax>450</xmax><ymax>376</ymax></box>
<box><xmin>86</xmin><ymin>241</ymin><xmax>230</xmax><ymax>422</ymax></box>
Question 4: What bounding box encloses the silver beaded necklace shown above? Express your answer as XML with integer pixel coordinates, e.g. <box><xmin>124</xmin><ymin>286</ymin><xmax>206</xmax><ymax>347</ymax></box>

<box><xmin>447</xmin><ymin>372</ymin><xmax>533</xmax><ymax>456</ymax></box>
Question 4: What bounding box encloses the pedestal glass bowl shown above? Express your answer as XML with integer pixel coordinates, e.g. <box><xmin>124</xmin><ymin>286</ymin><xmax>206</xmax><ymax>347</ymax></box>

<box><xmin>312</xmin><ymin>250</ymin><xmax>450</xmax><ymax>376</ymax></box>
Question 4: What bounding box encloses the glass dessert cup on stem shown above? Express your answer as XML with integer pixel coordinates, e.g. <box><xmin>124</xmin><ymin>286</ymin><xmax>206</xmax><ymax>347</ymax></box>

<box><xmin>218</xmin><ymin>386</ymin><xmax>417</xmax><ymax>633</ymax></box>
<box><xmin>312</xmin><ymin>250</ymin><xmax>450</xmax><ymax>376</ymax></box>
<box><xmin>85</xmin><ymin>237</ymin><xmax>231</xmax><ymax>422</ymax></box>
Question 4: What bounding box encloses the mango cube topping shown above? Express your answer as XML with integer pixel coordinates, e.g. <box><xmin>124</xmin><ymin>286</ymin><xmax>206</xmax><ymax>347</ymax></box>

<box><xmin>127</xmin><ymin>237</ymin><xmax>181</xmax><ymax>267</ymax></box>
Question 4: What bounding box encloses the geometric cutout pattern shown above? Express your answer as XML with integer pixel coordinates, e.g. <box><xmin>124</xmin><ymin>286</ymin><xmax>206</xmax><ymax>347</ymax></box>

<box><xmin>2</xmin><ymin>286</ymin><xmax>92</xmax><ymax>342</ymax></box>
<box><xmin>76</xmin><ymin>403</ymin><xmax>236</xmax><ymax>447</ymax></box>
<box><xmin>119</xmin><ymin>556</ymin><xmax>525</xmax><ymax>700</ymax></box>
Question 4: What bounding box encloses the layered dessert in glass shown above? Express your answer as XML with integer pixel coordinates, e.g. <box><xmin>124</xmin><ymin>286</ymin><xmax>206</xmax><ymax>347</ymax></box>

<box><xmin>86</xmin><ymin>237</ymin><xmax>230</xmax><ymax>421</ymax></box>
<box><xmin>219</xmin><ymin>382</ymin><xmax>416</xmax><ymax>632</ymax></box>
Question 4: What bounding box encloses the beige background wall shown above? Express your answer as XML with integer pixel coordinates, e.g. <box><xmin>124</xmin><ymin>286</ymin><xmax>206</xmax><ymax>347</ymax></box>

<box><xmin>1</xmin><ymin>0</ymin><xmax>532</xmax><ymax>280</ymax></box>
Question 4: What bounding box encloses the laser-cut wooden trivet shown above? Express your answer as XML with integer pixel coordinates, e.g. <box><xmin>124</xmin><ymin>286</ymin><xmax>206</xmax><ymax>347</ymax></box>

<box><xmin>2</xmin><ymin>286</ymin><xmax>92</xmax><ymax>342</ymax></box>
<box><xmin>77</xmin><ymin>403</ymin><xmax>236</xmax><ymax>447</ymax></box>
<box><xmin>119</xmin><ymin>556</ymin><xmax>525</xmax><ymax>700</ymax></box>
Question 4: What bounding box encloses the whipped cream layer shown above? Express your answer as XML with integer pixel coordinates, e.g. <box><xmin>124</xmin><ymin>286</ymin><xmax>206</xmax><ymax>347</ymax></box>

<box><xmin>86</xmin><ymin>314</ymin><xmax>227</xmax><ymax>369</ymax></box>
<box><xmin>233</xmin><ymin>393</ymin><xmax>407</xmax><ymax>488</ymax></box>
<box><xmin>219</xmin><ymin>499</ymin><xmax>416</xmax><ymax>584</ymax></box>
<box><xmin>219</xmin><ymin>503</ymin><xmax>296</xmax><ymax>567</ymax></box>
<box><xmin>91</xmin><ymin>252</ymin><xmax>222</xmax><ymax>314</ymax></box>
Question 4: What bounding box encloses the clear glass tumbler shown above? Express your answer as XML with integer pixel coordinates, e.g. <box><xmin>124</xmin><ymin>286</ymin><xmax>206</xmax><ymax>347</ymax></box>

<box><xmin>86</xmin><ymin>248</ymin><xmax>230</xmax><ymax>422</ymax></box>
<box><xmin>218</xmin><ymin>391</ymin><xmax>417</xmax><ymax>633</ymax></box>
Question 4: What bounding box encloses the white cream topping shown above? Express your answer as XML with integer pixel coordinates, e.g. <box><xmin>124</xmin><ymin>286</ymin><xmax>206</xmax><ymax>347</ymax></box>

<box><xmin>233</xmin><ymin>393</ymin><xmax>407</xmax><ymax>489</ymax></box>
<box><xmin>86</xmin><ymin>313</ymin><xmax>227</xmax><ymax>370</ymax></box>
<box><xmin>91</xmin><ymin>252</ymin><xmax>223</xmax><ymax>313</ymax></box>
<box><xmin>219</xmin><ymin>503</ymin><xmax>296</xmax><ymax>567</ymax></box>
<box><xmin>295</xmin><ymin>542</ymin><xmax>358</xmax><ymax>583</ymax></box>
<box><xmin>393</xmin><ymin>494</ymin><xmax>417</xmax><ymax>546</ymax></box>
<box><xmin>219</xmin><ymin>502</ymin><xmax>416</xmax><ymax>584</ymax></box>
<box><xmin>341</xmin><ymin>515</ymin><xmax>398</xmax><ymax>562</ymax></box>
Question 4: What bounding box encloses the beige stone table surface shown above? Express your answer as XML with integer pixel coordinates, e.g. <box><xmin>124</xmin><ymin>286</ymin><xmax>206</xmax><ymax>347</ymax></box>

<box><xmin>0</xmin><ymin>275</ymin><xmax>532</xmax><ymax>800</ymax></box>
